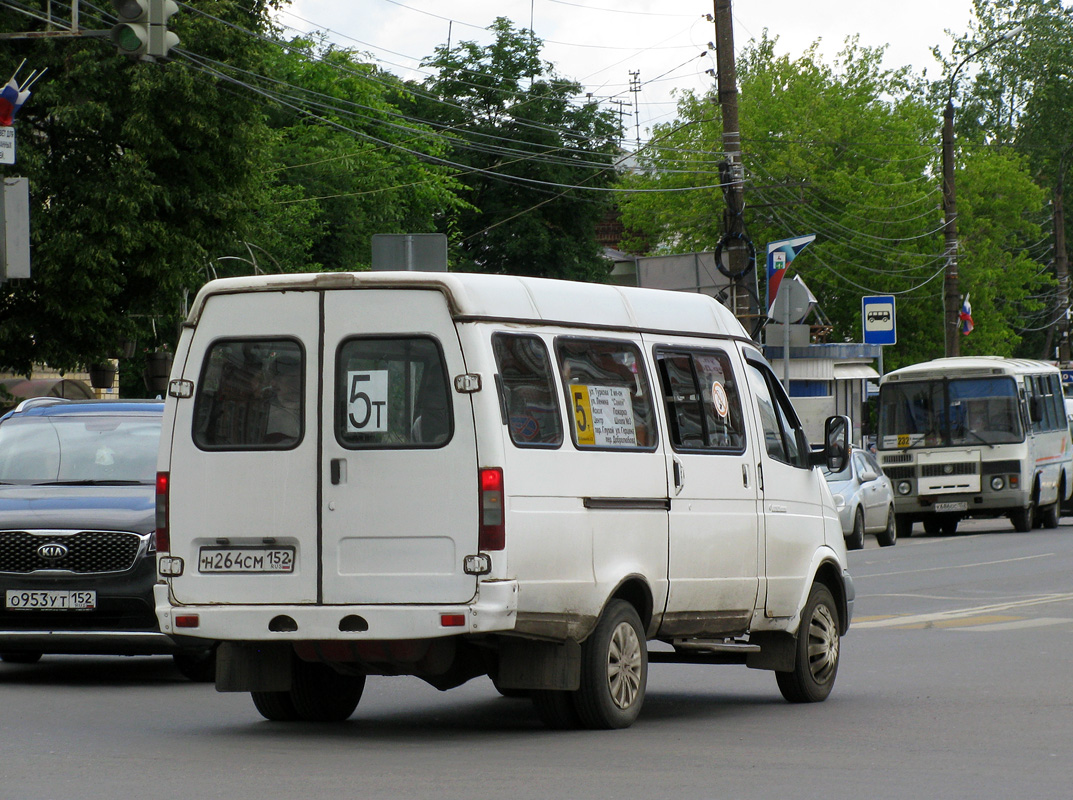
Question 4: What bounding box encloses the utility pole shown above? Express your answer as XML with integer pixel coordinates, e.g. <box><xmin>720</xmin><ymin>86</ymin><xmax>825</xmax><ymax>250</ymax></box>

<box><xmin>941</xmin><ymin>98</ymin><xmax>960</xmax><ymax>358</ymax></box>
<box><xmin>713</xmin><ymin>0</ymin><xmax>746</xmax><ymax>278</ymax></box>
<box><xmin>1056</xmin><ymin>168</ymin><xmax>1070</xmax><ymax>363</ymax></box>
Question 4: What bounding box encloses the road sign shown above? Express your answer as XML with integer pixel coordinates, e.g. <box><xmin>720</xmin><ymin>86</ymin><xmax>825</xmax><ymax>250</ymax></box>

<box><xmin>0</xmin><ymin>127</ymin><xmax>13</xmax><ymax>165</ymax></box>
<box><xmin>862</xmin><ymin>295</ymin><xmax>896</xmax><ymax>345</ymax></box>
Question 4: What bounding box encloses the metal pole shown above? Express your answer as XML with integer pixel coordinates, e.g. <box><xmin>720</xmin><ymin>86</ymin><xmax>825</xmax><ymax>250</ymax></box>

<box><xmin>942</xmin><ymin>98</ymin><xmax>959</xmax><ymax>358</ymax></box>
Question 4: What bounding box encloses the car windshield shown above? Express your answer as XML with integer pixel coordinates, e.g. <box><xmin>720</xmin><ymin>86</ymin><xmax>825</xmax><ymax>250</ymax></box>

<box><xmin>0</xmin><ymin>414</ymin><xmax>161</xmax><ymax>484</ymax></box>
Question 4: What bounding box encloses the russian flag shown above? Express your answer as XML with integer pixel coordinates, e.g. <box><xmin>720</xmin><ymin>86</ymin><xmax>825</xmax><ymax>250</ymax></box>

<box><xmin>959</xmin><ymin>294</ymin><xmax>974</xmax><ymax>336</ymax></box>
<box><xmin>0</xmin><ymin>79</ymin><xmax>29</xmax><ymax>127</ymax></box>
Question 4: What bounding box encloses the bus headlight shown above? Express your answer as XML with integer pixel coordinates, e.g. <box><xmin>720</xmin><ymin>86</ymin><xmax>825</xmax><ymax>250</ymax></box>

<box><xmin>897</xmin><ymin>480</ymin><xmax>912</xmax><ymax>495</ymax></box>
<box><xmin>990</xmin><ymin>476</ymin><xmax>1005</xmax><ymax>491</ymax></box>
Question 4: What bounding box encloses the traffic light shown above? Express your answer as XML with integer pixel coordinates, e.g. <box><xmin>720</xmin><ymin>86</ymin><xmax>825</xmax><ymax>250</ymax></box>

<box><xmin>111</xmin><ymin>0</ymin><xmax>179</xmax><ymax>60</ymax></box>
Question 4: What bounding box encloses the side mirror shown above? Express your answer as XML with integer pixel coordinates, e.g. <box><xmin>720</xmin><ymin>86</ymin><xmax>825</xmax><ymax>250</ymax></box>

<box><xmin>815</xmin><ymin>414</ymin><xmax>850</xmax><ymax>472</ymax></box>
<box><xmin>859</xmin><ymin>468</ymin><xmax>878</xmax><ymax>483</ymax></box>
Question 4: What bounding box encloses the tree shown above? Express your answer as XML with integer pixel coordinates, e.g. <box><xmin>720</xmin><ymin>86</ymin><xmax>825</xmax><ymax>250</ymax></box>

<box><xmin>412</xmin><ymin>17</ymin><xmax>622</xmax><ymax>280</ymax></box>
<box><xmin>0</xmin><ymin>0</ymin><xmax>288</xmax><ymax>379</ymax></box>
<box><xmin>618</xmin><ymin>32</ymin><xmax>1049</xmax><ymax>368</ymax></box>
<box><xmin>255</xmin><ymin>35</ymin><xmax>469</xmax><ymax>271</ymax></box>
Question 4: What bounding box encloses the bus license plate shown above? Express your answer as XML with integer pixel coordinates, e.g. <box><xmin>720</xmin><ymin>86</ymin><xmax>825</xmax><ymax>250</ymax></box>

<box><xmin>934</xmin><ymin>502</ymin><xmax>967</xmax><ymax>513</ymax></box>
<box><xmin>6</xmin><ymin>590</ymin><xmax>97</xmax><ymax>610</ymax></box>
<box><xmin>198</xmin><ymin>547</ymin><xmax>295</xmax><ymax>574</ymax></box>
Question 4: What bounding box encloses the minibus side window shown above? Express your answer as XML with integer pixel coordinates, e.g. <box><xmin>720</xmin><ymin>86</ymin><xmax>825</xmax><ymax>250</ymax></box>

<box><xmin>745</xmin><ymin>357</ymin><xmax>809</xmax><ymax>469</ymax></box>
<box><xmin>193</xmin><ymin>338</ymin><xmax>304</xmax><ymax>450</ymax></box>
<box><xmin>557</xmin><ymin>338</ymin><xmax>658</xmax><ymax>451</ymax></box>
<box><xmin>492</xmin><ymin>333</ymin><xmax>563</xmax><ymax>448</ymax></box>
<box><xmin>335</xmin><ymin>337</ymin><xmax>451</xmax><ymax>449</ymax></box>
<box><xmin>656</xmin><ymin>348</ymin><xmax>746</xmax><ymax>453</ymax></box>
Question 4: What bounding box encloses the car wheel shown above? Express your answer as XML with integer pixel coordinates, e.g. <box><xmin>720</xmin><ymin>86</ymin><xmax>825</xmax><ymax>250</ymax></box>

<box><xmin>290</xmin><ymin>659</ymin><xmax>365</xmax><ymax>722</ymax></box>
<box><xmin>846</xmin><ymin>508</ymin><xmax>865</xmax><ymax>550</ymax></box>
<box><xmin>251</xmin><ymin>690</ymin><xmax>299</xmax><ymax>721</ymax></box>
<box><xmin>0</xmin><ymin>651</ymin><xmax>42</xmax><ymax>664</ymax></box>
<box><xmin>876</xmin><ymin>506</ymin><xmax>897</xmax><ymax>547</ymax></box>
<box><xmin>573</xmin><ymin>599</ymin><xmax>647</xmax><ymax>729</ymax></box>
<box><xmin>776</xmin><ymin>584</ymin><xmax>840</xmax><ymax>704</ymax></box>
<box><xmin>173</xmin><ymin>645</ymin><xmax>217</xmax><ymax>683</ymax></box>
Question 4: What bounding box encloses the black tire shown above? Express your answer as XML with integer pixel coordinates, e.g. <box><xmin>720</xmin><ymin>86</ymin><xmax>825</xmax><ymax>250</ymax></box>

<box><xmin>940</xmin><ymin>516</ymin><xmax>959</xmax><ymax>536</ymax></box>
<box><xmin>173</xmin><ymin>646</ymin><xmax>217</xmax><ymax>683</ymax></box>
<box><xmin>876</xmin><ymin>507</ymin><xmax>897</xmax><ymax>547</ymax></box>
<box><xmin>574</xmin><ymin>599</ymin><xmax>647</xmax><ymax>730</ymax></box>
<box><xmin>251</xmin><ymin>690</ymin><xmax>299</xmax><ymax>721</ymax></box>
<box><xmin>1040</xmin><ymin>499</ymin><xmax>1060</xmax><ymax>529</ymax></box>
<box><xmin>0</xmin><ymin>651</ymin><xmax>42</xmax><ymax>664</ymax></box>
<box><xmin>846</xmin><ymin>509</ymin><xmax>865</xmax><ymax>550</ymax></box>
<box><xmin>776</xmin><ymin>584</ymin><xmax>841</xmax><ymax>704</ymax></box>
<box><xmin>1011</xmin><ymin>505</ymin><xmax>1033</xmax><ymax>533</ymax></box>
<box><xmin>895</xmin><ymin>514</ymin><xmax>914</xmax><ymax>540</ymax></box>
<box><xmin>922</xmin><ymin>517</ymin><xmax>942</xmax><ymax>536</ymax></box>
<box><xmin>531</xmin><ymin>690</ymin><xmax>581</xmax><ymax>729</ymax></box>
<box><xmin>290</xmin><ymin>659</ymin><xmax>365</xmax><ymax>722</ymax></box>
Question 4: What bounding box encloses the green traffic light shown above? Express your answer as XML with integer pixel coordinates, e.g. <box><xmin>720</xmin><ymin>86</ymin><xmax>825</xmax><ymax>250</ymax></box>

<box><xmin>115</xmin><ymin>24</ymin><xmax>146</xmax><ymax>53</ymax></box>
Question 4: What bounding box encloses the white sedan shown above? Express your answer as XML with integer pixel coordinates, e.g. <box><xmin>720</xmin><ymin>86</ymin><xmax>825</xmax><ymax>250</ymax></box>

<box><xmin>823</xmin><ymin>447</ymin><xmax>897</xmax><ymax>549</ymax></box>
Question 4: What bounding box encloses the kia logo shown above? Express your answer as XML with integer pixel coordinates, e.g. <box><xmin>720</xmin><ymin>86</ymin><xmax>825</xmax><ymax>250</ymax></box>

<box><xmin>37</xmin><ymin>543</ymin><xmax>68</xmax><ymax>561</ymax></box>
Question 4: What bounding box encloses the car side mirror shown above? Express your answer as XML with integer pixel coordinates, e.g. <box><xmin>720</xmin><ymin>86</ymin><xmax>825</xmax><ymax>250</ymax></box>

<box><xmin>815</xmin><ymin>414</ymin><xmax>850</xmax><ymax>472</ymax></box>
<box><xmin>859</xmin><ymin>469</ymin><xmax>878</xmax><ymax>483</ymax></box>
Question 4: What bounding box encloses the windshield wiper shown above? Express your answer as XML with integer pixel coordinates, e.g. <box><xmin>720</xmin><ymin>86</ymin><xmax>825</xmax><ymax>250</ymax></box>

<box><xmin>956</xmin><ymin>428</ymin><xmax>995</xmax><ymax>449</ymax></box>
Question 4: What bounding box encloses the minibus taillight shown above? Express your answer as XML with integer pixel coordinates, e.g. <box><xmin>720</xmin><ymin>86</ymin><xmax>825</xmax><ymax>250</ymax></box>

<box><xmin>155</xmin><ymin>471</ymin><xmax>170</xmax><ymax>553</ymax></box>
<box><xmin>479</xmin><ymin>468</ymin><xmax>505</xmax><ymax>551</ymax></box>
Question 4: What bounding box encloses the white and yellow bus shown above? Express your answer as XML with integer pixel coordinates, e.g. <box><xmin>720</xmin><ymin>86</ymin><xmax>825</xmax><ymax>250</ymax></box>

<box><xmin>876</xmin><ymin>356</ymin><xmax>1073</xmax><ymax>536</ymax></box>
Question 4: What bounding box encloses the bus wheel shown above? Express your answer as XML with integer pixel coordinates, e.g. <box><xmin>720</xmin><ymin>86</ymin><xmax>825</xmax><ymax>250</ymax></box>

<box><xmin>1040</xmin><ymin>499</ymin><xmax>1060</xmax><ymax>529</ymax></box>
<box><xmin>922</xmin><ymin>517</ymin><xmax>942</xmax><ymax>536</ymax></box>
<box><xmin>895</xmin><ymin>514</ymin><xmax>914</xmax><ymax>540</ymax></box>
<box><xmin>1010</xmin><ymin>505</ymin><xmax>1033</xmax><ymax>533</ymax></box>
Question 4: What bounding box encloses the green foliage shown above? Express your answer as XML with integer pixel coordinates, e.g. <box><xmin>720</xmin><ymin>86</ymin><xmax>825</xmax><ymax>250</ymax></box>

<box><xmin>414</xmin><ymin>18</ymin><xmax>622</xmax><ymax>280</ymax></box>
<box><xmin>619</xmin><ymin>31</ymin><xmax>1050</xmax><ymax>369</ymax></box>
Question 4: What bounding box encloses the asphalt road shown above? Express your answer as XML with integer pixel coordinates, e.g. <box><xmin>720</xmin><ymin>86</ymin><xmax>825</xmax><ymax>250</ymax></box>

<box><xmin>3</xmin><ymin>516</ymin><xmax>1073</xmax><ymax>800</ymax></box>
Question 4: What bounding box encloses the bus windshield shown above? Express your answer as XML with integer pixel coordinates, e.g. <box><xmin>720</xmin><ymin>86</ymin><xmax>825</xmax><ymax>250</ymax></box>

<box><xmin>878</xmin><ymin>376</ymin><xmax>1023</xmax><ymax>449</ymax></box>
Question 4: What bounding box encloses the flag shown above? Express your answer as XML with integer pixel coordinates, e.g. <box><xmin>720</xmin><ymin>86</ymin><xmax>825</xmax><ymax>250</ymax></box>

<box><xmin>959</xmin><ymin>294</ymin><xmax>974</xmax><ymax>335</ymax></box>
<box><xmin>0</xmin><ymin>79</ymin><xmax>28</xmax><ymax>127</ymax></box>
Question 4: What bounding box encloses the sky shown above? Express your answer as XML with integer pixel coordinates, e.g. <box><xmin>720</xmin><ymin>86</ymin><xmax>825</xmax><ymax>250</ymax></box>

<box><xmin>274</xmin><ymin>0</ymin><xmax>978</xmax><ymax>143</ymax></box>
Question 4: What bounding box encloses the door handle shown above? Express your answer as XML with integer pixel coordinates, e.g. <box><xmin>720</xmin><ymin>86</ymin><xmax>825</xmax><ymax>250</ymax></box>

<box><xmin>330</xmin><ymin>458</ymin><xmax>347</xmax><ymax>485</ymax></box>
<box><xmin>672</xmin><ymin>458</ymin><xmax>685</xmax><ymax>495</ymax></box>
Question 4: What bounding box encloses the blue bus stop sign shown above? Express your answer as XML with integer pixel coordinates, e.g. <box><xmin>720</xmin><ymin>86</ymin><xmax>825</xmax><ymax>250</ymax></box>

<box><xmin>862</xmin><ymin>295</ymin><xmax>896</xmax><ymax>345</ymax></box>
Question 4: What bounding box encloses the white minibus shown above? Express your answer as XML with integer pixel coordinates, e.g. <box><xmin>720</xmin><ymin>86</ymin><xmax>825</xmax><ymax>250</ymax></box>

<box><xmin>153</xmin><ymin>271</ymin><xmax>853</xmax><ymax>729</ymax></box>
<box><xmin>876</xmin><ymin>356</ymin><xmax>1073</xmax><ymax>535</ymax></box>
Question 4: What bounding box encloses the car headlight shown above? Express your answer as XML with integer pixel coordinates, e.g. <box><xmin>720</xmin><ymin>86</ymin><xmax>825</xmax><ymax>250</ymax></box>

<box><xmin>990</xmin><ymin>476</ymin><xmax>1005</xmax><ymax>491</ymax></box>
<box><xmin>897</xmin><ymin>480</ymin><xmax>912</xmax><ymax>495</ymax></box>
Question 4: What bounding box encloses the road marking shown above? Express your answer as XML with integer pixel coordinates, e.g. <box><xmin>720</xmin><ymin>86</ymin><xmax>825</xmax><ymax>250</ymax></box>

<box><xmin>853</xmin><ymin>592</ymin><xmax>1073</xmax><ymax>629</ymax></box>
<box><xmin>947</xmin><ymin>617</ymin><xmax>1071</xmax><ymax>632</ymax></box>
<box><xmin>853</xmin><ymin>553</ymin><xmax>1054</xmax><ymax>579</ymax></box>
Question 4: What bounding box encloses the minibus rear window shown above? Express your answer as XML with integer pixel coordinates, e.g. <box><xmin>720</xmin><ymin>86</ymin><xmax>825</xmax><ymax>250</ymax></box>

<box><xmin>192</xmin><ymin>338</ymin><xmax>304</xmax><ymax>450</ymax></box>
<box><xmin>556</xmin><ymin>338</ymin><xmax>658</xmax><ymax>451</ymax></box>
<box><xmin>492</xmin><ymin>333</ymin><xmax>563</xmax><ymax>448</ymax></box>
<box><xmin>335</xmin><ymin>336</ymin><xmax>452</xmax><ymax>449</ymax></box>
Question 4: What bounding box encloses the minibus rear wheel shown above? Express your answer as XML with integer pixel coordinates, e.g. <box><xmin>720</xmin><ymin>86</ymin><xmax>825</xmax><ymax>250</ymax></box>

<box><xmin>290</xmin><ymin>659</ymin><xmax>366</xmax><ymax>722</ymax></box>
<box><xmin>574</xmin><ymin>599</ymin><xmax>647</xmax><ymax>729</ymax></box>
